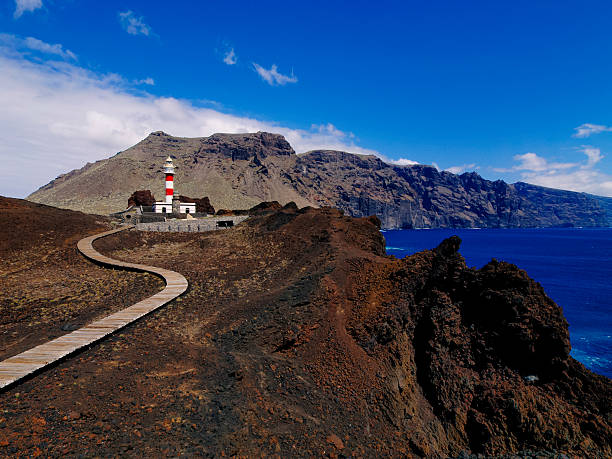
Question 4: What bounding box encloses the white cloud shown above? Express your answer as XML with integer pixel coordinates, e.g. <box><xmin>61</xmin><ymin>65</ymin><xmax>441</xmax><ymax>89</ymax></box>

<box><xmin>253</xmin><ymin>63</ymin><xmax>297</xmax><ymax>86</ymax></box>
<box><xmin>582</xmin><ymin>146</ymin><xmax>603</xmax><ymax>167</ymax></box>
<box><xmin>513</xmin><ymin>152</ymin><xmax>548</xmax><ymax>171</ymax></box>
<box><xmin>118</xmin><ymin>11</ymin><xmax>152</xmax><ymax>37</ymax></box>
<box><xmin>388</xmin><ymin>158</ymin><xmax>419</xmax><ymax>166</ymax></box>
<box><xmin>134</xmin><ymin>77</ymin><xmax>155</xmax><ymax>86</ymax></box>
<box><xmin>223</xmin><ymin>48</ymin><xmax>237</xmax><ymax>65</ymax></box>
<box><xmin>24</xmin><ymin>37</ymin><xmax>77</xmax><ymax>60</ymax></box>
<box><xmin>495</xmin><ymin>152</ymin><xmax>577</xmax><ymax>173</ymax></box>
<box><xmin>445</xmin><ymin>163</ymin><xmax>477</xmax><ymax>174</ymax></box>
<box><xmin>0</xmin><ymin>34</ymin><xmax>76</xmax><ymax>60</ymax></box>
<box><xmin>573</xmin><ymin>123</ymin><xmax>612</xmax><ymax>138</ymax></box>
<box><xmin>311</xmin><ymin>123</ymin><xmax>349</xmax><ymax>138</ymax></box>
<box><xmin>518</xmin><ymin>169</ymin><xmax>612</xmax><ymax>196</ymax></box>
<box><xmin>14</xmin><ymin>0</ymin><xmax>42</xmax><ymax>19</ymax></box>
<box><xmin>503</xmin><ymin>148</ymin><xmax>612</xmax><ymax>197</ymax></box>
<box><xmin>0</xmin><ymin>39</ymin><xmax>379</xmax><ymax>198</ymax></box>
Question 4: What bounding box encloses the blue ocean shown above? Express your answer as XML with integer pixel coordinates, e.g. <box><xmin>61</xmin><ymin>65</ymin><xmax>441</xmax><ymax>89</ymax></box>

<box><xmin>383</xmin><ymin>228</ymin><xmax>612</xmax><ymax>379</ymax></box>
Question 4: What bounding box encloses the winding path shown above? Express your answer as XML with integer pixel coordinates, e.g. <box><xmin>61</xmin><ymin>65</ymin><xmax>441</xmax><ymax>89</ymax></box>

<box><xmin>0</xmin><ymin>226</ymin><xmax>188</xmax><ymax>391</ymax></box>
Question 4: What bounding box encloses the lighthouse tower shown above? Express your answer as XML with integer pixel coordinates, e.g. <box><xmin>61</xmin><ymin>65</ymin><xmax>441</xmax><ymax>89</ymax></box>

<box><xmin>152</xmin><ymin>156</ymin><xmax>196</xmax><ymax>215</ymax></box>
<box><xmin>163</xmin><ymin>156</ymin><xmax>174</xmax><ymax>204</ymax></box>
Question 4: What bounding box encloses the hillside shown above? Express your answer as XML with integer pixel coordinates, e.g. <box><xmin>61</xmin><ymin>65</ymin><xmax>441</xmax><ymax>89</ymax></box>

<box><xmin>28</xmin><ymin>131</ymin><xmax>609</xmax><ymax>228</ymax></box>
<box><xmin>1</xmin><ymin>203</ymin><xmax>610</xmax><ymax>456</ymax></box>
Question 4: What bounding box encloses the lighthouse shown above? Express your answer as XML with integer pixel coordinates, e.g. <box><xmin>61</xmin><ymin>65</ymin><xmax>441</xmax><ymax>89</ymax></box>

<box><xmin>164</xmin><ymin>156</ymin><xmax>174</xmax><ymax>204</ymax></box>
<box><xmin>152</xmin><ymin>157</ymin><xmax>196</xmax><ymax>215</ymax></box>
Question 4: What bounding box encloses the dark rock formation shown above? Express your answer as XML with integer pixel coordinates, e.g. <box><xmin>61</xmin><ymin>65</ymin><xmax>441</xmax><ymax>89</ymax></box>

<box><xmin>127</xmin><ymin>190</ymin><xmax>155</xmax><ymax>207</ymax></box>
<box><xmin>343</xmin><ymin>233</ymin><xmax>611</xmax><ymax>457</ymax></box>
<box><xmin>215</xmin><ymin>209</ymin><xmax>234</xmax><ymax>216</ymax></box>
<box><xmin>283</xmin><ymin>201</ymin><xmax>298</xmax><ymax>211</ymax></box>
<box><xmin>215</xmin><ymin>201</ymin><xmax>282</xmax><ymax>216</ymax></box>
<box><xmin>249</xmin><ymin>201</ymin><xmax>282</xmax><ymax>213</ymax></box>
<box><xmin>178</xmin><ymin>195</ymin><xmax>215</xmax><ymax>214</ymax></box>
<box><xmin>200</xmin><ymin>131</ymin><xmax>295</xmax><ymax>161</ymax></box>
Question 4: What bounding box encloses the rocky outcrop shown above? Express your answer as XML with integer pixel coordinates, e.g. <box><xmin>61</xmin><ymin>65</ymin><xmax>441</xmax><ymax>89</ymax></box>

<box><xmin>342</xmin><ymin>230</ymin><xmax>611</xmax><ymax>456</ymax></box>
<box><xmin>27</xmin><ymin>132</ymin><xmax>610</xmax><ymax>228</ymax></box>
<box><xmin>215</xmin><ymin>209</ymin><xmax>234</xmax><ymax>216</ymax></box>
<box><xmin>127</xmin><ymin>190</ymin><xmax>156</xmax><ymax>208</ymax></box>
<box><xmin>249</xmin><ymin>201</ymin><xmax>282</xmax><ymax>213</ymax></box>
<box><xmin>214</xmin><ymin>201</ymin><xmax>282</xmax><ymax>217</ymax></box>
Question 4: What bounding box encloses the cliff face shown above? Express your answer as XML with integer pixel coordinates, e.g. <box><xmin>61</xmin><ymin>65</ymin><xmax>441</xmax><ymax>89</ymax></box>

<box><xmin>290</xmin><ymin>153</ymin><xmax>608</xmax><ymax>228</ymax></box>
<box><xmin>28</xmin><ymin>132</ymin><xmax>610</xmax><ymax>228</ymax></box>
<box><xmin>593</xmin><ymin>195</ymin><xmax>612</xmax><ymax>226</ymax></box>
<box><xmin>1</xmin><ymin>202</ymin><xmax>610</xmax><ymax>456</ymax></box>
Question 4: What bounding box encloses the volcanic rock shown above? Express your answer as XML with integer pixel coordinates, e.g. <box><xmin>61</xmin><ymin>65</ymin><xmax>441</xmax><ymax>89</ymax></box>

<box><xmin>249</xmin><ymin>201</ymin><xmax>282</xmax><ymax>213</ymax></box>
<box><xmin>215</xmin><ymin>209</ymin><xmax>234</xmax><ymax>216</ymax></box>
<box><xmin>127</xmin><ymin>190</ymin><xmax>156</xmax><ymax>208</ymax></box>
<box><xmin>283</xmin><ymin>201</ymin><xmax>298</xmax><ymax>211</ymax></box>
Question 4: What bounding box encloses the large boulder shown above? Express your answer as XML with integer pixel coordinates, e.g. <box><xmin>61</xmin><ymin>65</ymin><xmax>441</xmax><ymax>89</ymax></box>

<box><xmin>127</xmin><ymin>190</ymin><xmax>156</xmax><ymax>207</ymax></box>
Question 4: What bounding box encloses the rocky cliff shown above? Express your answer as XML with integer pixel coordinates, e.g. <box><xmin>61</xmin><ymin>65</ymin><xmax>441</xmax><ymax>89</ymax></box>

<box><xmin>28</xmin><ymin>131</ymin><xmax>610</xmax><ymax>228</ymax></box>
<box><xmin>292</xmin><ymin>152</ymin><xmax>608</xmax><ymax>228</ymax></box>
<box><xmin>593</xmin><ymin>195</ymin><xmax>612</xmax><ymax>226</ymax></box>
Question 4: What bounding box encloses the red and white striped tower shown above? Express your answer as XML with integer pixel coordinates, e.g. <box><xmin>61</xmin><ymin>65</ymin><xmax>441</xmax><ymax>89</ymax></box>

<box><xmin>163</xmin><ymin>156</ymin><xmax>175</xmax><ymax>204</ymax></box>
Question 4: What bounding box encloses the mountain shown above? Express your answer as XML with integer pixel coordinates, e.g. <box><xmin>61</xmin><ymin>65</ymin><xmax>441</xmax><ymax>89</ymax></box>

<box><xmin>28</xmin><ymin>131</ymin><xmax>610</xmax><ymax>229</ymax></box>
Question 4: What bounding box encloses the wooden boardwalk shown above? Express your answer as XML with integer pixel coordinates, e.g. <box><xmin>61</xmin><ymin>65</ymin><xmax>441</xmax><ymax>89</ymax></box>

<box><xmin>0</xmin><ymin>226</ymin><xmax>188</xmax><ymax>391</ymax></box>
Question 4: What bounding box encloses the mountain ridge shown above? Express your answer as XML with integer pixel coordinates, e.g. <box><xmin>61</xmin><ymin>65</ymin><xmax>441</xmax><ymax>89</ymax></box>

<box><xmin>28</xmin><ymin>131</ymin><xmax>610</xmax><ymax>229</ymax></box>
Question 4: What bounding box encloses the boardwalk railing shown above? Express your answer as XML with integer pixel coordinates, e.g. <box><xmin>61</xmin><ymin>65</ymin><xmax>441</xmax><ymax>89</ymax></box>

<box><xmin>0</xmin><ymin>226</ymin><xmax>188</xmax><ymax>391</ymax></box>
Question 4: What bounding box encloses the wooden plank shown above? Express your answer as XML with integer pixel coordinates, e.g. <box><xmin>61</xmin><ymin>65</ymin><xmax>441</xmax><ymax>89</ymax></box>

<box><xmin>0</xmin><ymin>225</ymin><xmax>188</xmax><ymax>391</ymax></box>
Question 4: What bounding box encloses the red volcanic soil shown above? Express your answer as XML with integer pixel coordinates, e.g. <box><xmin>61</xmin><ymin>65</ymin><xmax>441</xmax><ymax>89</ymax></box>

<box><xmin>0</xmin><ymin>201</ymin><xmax>610</xmax><ymax>457</ymax></box>
<box><xmin>0</xmin><ymin>197</ymin><xmax>163</xmax><ymax>360</ymax></box>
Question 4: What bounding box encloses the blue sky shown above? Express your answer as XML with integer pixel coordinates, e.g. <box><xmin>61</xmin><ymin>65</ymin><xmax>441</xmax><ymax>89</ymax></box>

<box><xmin>1</xmin><ymin>0</ymin><xmax>612</xmax><ymax>197</ymax></box>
